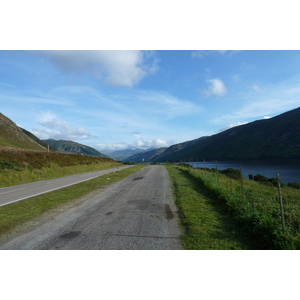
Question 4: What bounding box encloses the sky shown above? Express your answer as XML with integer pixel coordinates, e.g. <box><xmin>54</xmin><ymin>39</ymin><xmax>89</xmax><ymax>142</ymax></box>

<box><xmin>1</xmin><ymin>50</ymin><xmax>300</xmax><ymax>152</ymax></box>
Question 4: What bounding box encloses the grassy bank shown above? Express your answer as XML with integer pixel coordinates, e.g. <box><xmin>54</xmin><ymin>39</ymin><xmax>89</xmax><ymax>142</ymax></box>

<box><xmin>166</xmin><ymin>165</ymin><xmax>258</xmax><ymax>249</ymax></box>
<box><xmin>168</xmin><ymin>164</ymin><xmax>300</xmax><ymax>250</ymax></box>
<box><xmin>0</xmin><ymin>165</ymin><xmax>145</xmax><ymax>236</ymax></box>
<box><xmin>0</xmin><ymin>148</ymin><xmax>122</xmax><ymax>187</ymax></box>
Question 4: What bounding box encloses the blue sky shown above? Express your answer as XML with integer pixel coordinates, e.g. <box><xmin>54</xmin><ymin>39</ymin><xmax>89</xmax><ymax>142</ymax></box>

<box><xmin>1</xmin><ymin>50</ymin><xmax>300</xmax><ymax>151</ymax></box>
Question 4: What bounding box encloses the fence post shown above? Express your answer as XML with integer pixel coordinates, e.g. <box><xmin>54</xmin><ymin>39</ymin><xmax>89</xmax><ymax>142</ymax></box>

<box><xmin>240</xmin><ymin>165</ymin><xmax>245</xmax><ymax>204</ymax></box>
<box><xmin>276</xmin><ymin>173</ymin><xmax>286</xmax><ymax>234</ymax></box>
<box><xmin>203</xmin><ymin>159</ymin><xmax>206</xmax><ymax>178</ymax></box>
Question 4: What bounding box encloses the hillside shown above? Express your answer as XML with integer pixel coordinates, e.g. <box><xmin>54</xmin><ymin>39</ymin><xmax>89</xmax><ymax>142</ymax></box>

<box><xmin>20</xmin><ymin>128</ymin><xmax>57</xmax><ymax>151</ymax></box>
<box><xmin>101</xmin><ymin>148</ymin><xmax>149</xmax><ymax>161</ymax></box>
<box><xmin>43</xmin><ymin>139</ymin><xmax>109</xmax><ymax>158</ymax></box>
<box><xmin>129</xmin><ymin>107</ymin><xmax>300</xmax><ymax>162</ymax></box>
<box><xmin>126</xmin><ymin>147</ymin><xmax>167</xmax><ymax>162</ymax></box>
<box><xmin>0</xmin><ymin>113</ymin><xmax>47</xmax><ymax>151</ymax></box>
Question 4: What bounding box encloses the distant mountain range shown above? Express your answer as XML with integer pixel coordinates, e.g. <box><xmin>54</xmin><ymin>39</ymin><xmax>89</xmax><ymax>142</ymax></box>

<box><xmin>2</xmin><ymin>107</ymin><xmax>300</xmax><ymax>162</ymax></box>
<box><xmin>43</xmin><ymin>139</ymin><xmax>109</xmax><ymax>158</ymax></box>
<box><xmin>126</xmin><ymin>107</ymin><xmax>300</xmax><ymax>162</ymax></box>
<box><xmin>101</xmin><ymin>148</ymin><xmax>161</xmax><ymax>161</ymax></box>
<box><xmin>123</xmin><ymin>147</ymin><xmax>168</xmax><ymax>162</ymax></box>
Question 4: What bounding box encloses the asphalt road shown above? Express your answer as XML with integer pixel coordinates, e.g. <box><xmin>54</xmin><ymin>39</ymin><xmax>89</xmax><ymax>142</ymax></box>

<box><xmin>0</xmin><ymin>165</ymin><xmax>183</xmax><ymax>250</ymax></box>
<box><xmin>0</xmin><ymin>165</ymin><xmax>133</xmax><ymax>207</ymax></box>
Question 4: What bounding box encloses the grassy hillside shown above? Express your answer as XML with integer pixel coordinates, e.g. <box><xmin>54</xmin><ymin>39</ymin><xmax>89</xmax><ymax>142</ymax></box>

<box><xmin>43</xmin><ymin>139</ymin><xmax>109</xmax><ymax>158</ymax></box>
<box><xmin>0</xmin><ymin>148</ymin><xmax>120</xmax><ymax>187</ymax></box>
<box><xmin>0</xmin><ymin>113</ymin><xmax>46</xmax><ymax>151</ymax></box>
<box><xmin>126</xmin><ymin>147</ymin><xmax>167</xmax><ymax>162</ymax></box>
<box><xmin>20</xmin><ymin>128</ymin><xmax>57</xmax><ymax>151</ymax></box>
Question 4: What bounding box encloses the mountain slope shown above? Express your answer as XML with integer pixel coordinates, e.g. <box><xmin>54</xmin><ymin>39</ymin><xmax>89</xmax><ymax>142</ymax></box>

<box><xmin>126</xmin><ymin>147</ymin><xmax>168</xmax><ymax>162</ymax></box>
<box><xmin>20</xmin><ymin>128</ymin><xmax>57</xmax><ymax>151</ymax></box>
<box><xmin>101</xmin><ymin>148</ymin><xmax>148</xmax><ymax>161</ymax></box>
<box><xmin>129</xmin><ymin>107</ymin><xmax>300</xmax><ymax>162</ymax></box>
<box><xmin>0</xmin><ymin>113</ymin><xmax>47</xmax><ymax>151</ymax></box>
<box><xmin>43</xmin><ymin>139</ymin><xmax>109</xmax><ymax>158</ymax></box>
<box><xmin>154</xmin><ymin>107</ymin><xmax>300</xmax><ymax>162</ymax></box>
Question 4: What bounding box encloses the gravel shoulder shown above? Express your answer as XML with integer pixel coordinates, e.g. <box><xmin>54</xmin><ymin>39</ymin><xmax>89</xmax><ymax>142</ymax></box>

<box><xmin>0</xmin><ymin>165</ymin><xmax>183</xmax><ymax>250</ymax></box>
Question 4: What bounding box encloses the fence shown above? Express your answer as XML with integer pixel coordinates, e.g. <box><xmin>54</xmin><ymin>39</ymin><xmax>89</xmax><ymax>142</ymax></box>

<box><xmin>176</xmin><ymin>161</ymin><xmax>300</xmax><ymax>249</ymax></box>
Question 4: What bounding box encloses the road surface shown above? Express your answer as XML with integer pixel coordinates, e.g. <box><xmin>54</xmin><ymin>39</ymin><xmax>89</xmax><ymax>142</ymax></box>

<box><xmin>0</xmin><ymin>165</ymin><xmax>133</xmax><ymax>207</ymax></box>
<box><xmin>0</xmin><ymin>165</ymin><xmax>183</xmax><ymax>250</ymax></box>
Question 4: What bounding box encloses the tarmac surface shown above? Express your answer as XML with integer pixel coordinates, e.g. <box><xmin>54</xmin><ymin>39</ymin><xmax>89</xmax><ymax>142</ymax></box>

<box><xmin>0</xmin><ymin>165</ymin><xmax>183</xmax><ymax>250</ymax></box>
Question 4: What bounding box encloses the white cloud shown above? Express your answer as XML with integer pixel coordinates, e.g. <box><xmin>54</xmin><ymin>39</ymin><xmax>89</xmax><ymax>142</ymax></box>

<box><xmin>40</xmin><ymin>50</ymin><xmax>159</xmax><ymax>87</ymax></box>
<box><xmin>133</xmin><ymin>90</ymin><xmax>203</xmax><ymax>118</ymax></box>
<box><xmin>219</xmin><ymin>121</ymin><xmax>249</xmax><ymax>132</ymax></box>
<box><xmin>203</xmin><ymin>78</ymin><xmax>227</xmax><ymax>97</ymax></box>
<box><xmin>32</xmin><ymin>111</ymin><xmax>92</xmax><ymax>140</ymax></box>
<box><xmin>252</xmin><ymin>84</ymin><xmax>266</xmax><ymax>93</ymax></box>
<box><xmin>232</xmin><ymin>74</ymin><xmax>241</xmax><ymax>82</ymax></box>
<box><xmin>210</xmin><ymin>79</ymin><xmax>300</xmax><ymax>125</ymax></box>
<box><xmin>0</xmin><ymin>82</ymin><xmax>15</xmax><ymax>88</ymax></box>
<box><xmin>93</xmin><ymin>137</ymin><xmax>169</xmax><ymax>151</ymax></box>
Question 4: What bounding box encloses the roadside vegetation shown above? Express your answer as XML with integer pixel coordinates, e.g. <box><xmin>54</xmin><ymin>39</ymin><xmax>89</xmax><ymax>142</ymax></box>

<box><xmin>0</xmin><ymin>148</ymin><xmax>122</xmax><ymax>187</ymax></box>
<box><xmin>0</xmin><ymin>165</ymin><xmax>145</xmax><ymax>236</ymax></box>
<box><xmin>167</xmin><ymin>164</ymin><xmax>300</xmax><ymax>250</ymax></box>
<box><xmin>166</xmin><ymin>165</ymin><xmax>258</xmax><ymax>249</ymax></box>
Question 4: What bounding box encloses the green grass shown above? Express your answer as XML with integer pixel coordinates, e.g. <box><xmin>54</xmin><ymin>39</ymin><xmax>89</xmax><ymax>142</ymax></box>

<box><xmin>168</xmin><ymin>164</ymin><xmax>300</xmax><ymax>249</ymax></box>
<box><xmin>0</xmin><ymin>165</ymin><xmax>145</xmax><ymax>236</ymax></box>
<box><xmin>166</xmin><ymin>165</ymin><xmax>258</xmax><ymax>250</ymax></box>
<box><xmin>0</xmin><ymin>148</ymin><xmax>123</xmax><ymax>187</ymax></box>
<box><xmin>0</xmin><ymin>161</ymin><xmax>123</xmax><ymax>187</ymax></box>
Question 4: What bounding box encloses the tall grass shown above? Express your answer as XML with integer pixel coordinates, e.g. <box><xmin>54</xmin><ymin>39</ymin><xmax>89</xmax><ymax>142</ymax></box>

<box><xmin>173</xmin><ymin>165</ymin><xmax>300</xmax><ymax>250</ymax></box>
<box><xmin>0</xmin><ymin>148</ymin><xmax>122</xmax><ymax>187</ymax></box>
<box><xmin>0</xmin><ymin>161</ymin><xmax>122</xmax><ymax>187</ymax></box>
<box><xmin>166</xmin><ymin>165</ymin><xmax>258</xmax><ymax>249</ymax></box>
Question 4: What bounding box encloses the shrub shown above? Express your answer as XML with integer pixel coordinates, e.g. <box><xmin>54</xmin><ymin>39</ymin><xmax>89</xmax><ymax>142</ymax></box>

<box><xmin>253</xmin><ymin>174</ymin><xmax>268</xmax><ymax>183</ymax></box>
<box><xmin>288</xmin><ymin>182</ymin><xmax>300</xmax><ymax>189</ymax></box>
<box><xmin>220</xmin><ymin>168</ymin><xmax>241</xmax><ymax>180</ymax></box>
<box><xmin>0</xmin><ymin>161</ymin><xmax>23</xmax><ymax>171</ymax></box>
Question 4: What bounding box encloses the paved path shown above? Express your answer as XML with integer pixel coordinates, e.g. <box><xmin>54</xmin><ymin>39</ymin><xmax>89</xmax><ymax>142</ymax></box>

<box><xmin>0</xmin><ymin>165</ymin><xmax>183</xmax><ymax>250</ymax></box>
<box><xmin>0</xmin><ymin>165</ymin><xmax>133</xmax><ymax>207</ymax></box>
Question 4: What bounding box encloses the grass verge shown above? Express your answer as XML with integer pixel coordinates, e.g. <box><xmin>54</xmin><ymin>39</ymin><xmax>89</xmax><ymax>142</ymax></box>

<box><xmin>166</xmin><ymin>165</ymin><xmax>260</xmax><ymax>250</ymax></box>
<box><xmin>0</xmin><ymin>148</ymin><xmax>123</xmax><ymax>187</ymax></box>
<box><xmin>168</xmin><ymin>164</ymin><xmax>300</xmax><ymax>250</ymax></box>
<box><xmin>0</xmin><ymin>161</ymin><xmax>123</xmax><ymax>187</ymax></box>
<box><xmin>0</xmin><ymin>165</ymin><xmax>145</xmax><ymax>236</ymax></box>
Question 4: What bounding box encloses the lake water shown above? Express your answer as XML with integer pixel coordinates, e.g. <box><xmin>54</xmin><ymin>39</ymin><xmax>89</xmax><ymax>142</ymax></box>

<box><xmin>184</xmin><ymin>160</ymin><xmax>300</xmax><ymax>184</ymax></box>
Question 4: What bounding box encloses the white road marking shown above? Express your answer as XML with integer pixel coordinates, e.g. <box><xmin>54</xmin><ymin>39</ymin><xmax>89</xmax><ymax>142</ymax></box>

<box><xmin>0</xmin><ymin>166</ymin><xmax>132</xmax><ymax>208</ymax></box>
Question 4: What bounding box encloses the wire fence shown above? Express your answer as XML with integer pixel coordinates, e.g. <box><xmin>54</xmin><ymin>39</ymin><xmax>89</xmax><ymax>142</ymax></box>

<box><xmin>175</xmin><ymin>161</ymin><xmax>300</xmax><ymax>249</ymax></box>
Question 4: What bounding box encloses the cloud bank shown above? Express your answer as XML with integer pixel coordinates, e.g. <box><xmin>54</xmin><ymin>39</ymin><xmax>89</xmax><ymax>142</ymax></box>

<box><xmin>31</xmin><ymin>111</ymin><xmax>92</xmax><ymax>140</ymax></box>
<box><xmin>94</xmin><ymin>137</ymin><xmax>169</xmax><ymax>151</ymax></box>
<box><xmin>41</xmin><ymin>50</ymin><xmax>159</xmax><ymax>87</ymax></box>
